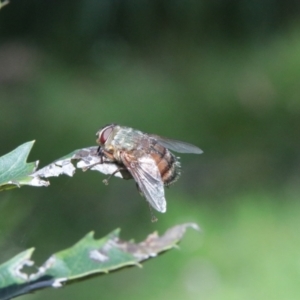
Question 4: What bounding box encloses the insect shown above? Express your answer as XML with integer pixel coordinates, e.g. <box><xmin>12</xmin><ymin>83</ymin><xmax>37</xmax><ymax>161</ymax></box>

<box><xmin>95</xmin><ymin>124</ymin><xmax>203</xmax><ymax>219</ymax></box>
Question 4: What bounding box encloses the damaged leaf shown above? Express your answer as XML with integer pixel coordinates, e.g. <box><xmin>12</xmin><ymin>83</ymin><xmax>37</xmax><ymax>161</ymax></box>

<box><xmin>0</xmin><ymin>141</ymin><xmax>47</xmax><ymax>191</ymax></box>
<box><xmin>0</xmin><ymin>223</ymin><xmax>199</xmax><ymax>300</ymax></box>
<box><xmin>0</xmin><ymin>142</ymin><xmax>129</xmax><ymax>192</ymax></box>
<box><xmin>33</xmin><ymin>146</ymin><xmax>131</xmax><ymax>182</ymax></box>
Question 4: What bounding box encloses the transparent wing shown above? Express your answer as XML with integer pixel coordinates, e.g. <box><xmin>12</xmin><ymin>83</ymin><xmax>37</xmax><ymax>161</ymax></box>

<box><xmin>121</xmin><ymin>152</ymin><xmax>166</xmax><ymax>213</ymax></box>
<box><xmin>148</xmin><ymin>134</ymin><xmax>203</xmax><ymax>154</ymax></box>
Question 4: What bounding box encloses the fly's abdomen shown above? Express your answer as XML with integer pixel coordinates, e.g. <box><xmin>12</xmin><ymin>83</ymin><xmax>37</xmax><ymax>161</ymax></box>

<box><xmin>150</xmin><ymin>142</ymin><xmax>181</xmax><ymax>186</ymax></box>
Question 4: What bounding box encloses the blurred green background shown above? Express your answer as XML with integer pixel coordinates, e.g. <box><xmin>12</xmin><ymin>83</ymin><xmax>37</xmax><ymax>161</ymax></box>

<box><xmin>1</xmin><ymin>0</ymin><xmax>300</xmax><ymax>299</ymax></box>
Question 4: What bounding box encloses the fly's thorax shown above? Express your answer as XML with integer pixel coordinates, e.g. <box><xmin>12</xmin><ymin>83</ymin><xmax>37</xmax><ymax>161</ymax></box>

<box><xmin>112</xmin><ymin>126</ymin><xmax>145</xmax><ymax>151</ymax></box>
<box><xmin>150</xmin><ymin>141</ymin><xmax>181</xmax><ymax>186</ymax></box>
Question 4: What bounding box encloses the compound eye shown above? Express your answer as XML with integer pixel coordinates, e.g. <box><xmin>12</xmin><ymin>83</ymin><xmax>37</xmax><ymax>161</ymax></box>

<box><xmin>98</xmin><ymin>125</ymin><xmax>114</xmax><ymax>145</ymax></box>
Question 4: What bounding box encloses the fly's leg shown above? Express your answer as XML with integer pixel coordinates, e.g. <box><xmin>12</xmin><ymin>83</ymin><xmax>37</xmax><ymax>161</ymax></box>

<box><xmin>82</xmin><ymin>161</ymin><xmax>101</xmax><ymax>172</ymax></box>
<box><xmin>148</xmin><ymin>203</ymin><xmax>158</xmax><ymax>222</ymax></box>
<box><xmin>82</xmin><ymin>147</ymin><xmax>105</xmax><ymax>171</ymax></box>
<box><xmin>103</xmin><ymin>167</ymin><xmax>127</xmax><ymax>185</ymax></box>
<box><xmin>96</xmin><ymin>146</ymin><xmax>104</xmax><ymax>163</ymax></box>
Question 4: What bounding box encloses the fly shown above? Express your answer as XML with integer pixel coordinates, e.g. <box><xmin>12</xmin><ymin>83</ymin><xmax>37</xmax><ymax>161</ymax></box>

<box><xmin>95</xmin><ymin>124</ymin><xmax>203</xmax><ymax>220</ymax></box>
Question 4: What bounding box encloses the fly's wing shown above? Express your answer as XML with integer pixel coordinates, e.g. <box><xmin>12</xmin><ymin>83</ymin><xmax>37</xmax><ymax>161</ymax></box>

<box><xmin>120</xmin><ymin>152</ymin><xmax>166</xmax><ymax>213</ymax></box>
<box><xmin>148</xmin><ymin>134</ymin><xmax>203</xmax><ymax>154</ymax></box>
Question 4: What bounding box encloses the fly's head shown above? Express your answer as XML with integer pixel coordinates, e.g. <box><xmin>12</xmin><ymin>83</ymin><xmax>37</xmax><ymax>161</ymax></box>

<box><xmin>96</xmin><ymin>123</ymin><xmax>119</xmax><ymax>151</ymax></box>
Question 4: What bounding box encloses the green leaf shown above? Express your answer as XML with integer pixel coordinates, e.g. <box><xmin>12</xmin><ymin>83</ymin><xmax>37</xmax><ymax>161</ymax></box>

<box><xmin>0</xmin><ymin>223</ymin><xmax>199</xmax><ymax>300</ymax></box>
<box><xmin>0</xmin><ymin>141</ymin><xmax>48</xmax><ymax>191</ymax></box>
<box><xmin>0</xmin><ymin>249</ymin><xmax>35</xmax><ymax>299</ymax></box>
